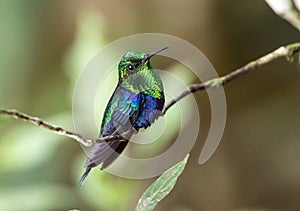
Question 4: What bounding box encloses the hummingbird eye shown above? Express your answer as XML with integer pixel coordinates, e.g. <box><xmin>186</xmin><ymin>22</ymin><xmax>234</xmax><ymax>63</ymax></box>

<box><xmin>126</xmin><ymin>64</ymin><xmax>135</xmax><ymax>72</ymax></box>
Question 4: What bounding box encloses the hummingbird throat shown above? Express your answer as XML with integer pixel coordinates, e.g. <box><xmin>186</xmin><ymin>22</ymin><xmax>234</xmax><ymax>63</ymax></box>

<box><xmin>120</xmin><ymin>69</ymin><xmax>163</xmax><ymax>99</ymax></box>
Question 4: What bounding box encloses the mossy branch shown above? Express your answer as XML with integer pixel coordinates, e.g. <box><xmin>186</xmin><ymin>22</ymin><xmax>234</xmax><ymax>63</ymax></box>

<box><xmin>162</xmin><ymin>42</ymin><xmax>300</xmax><ymax>113</ymax></box>
<box><xmin>0</xmin><ymin>109</ymin><xmax>125</xmax><ymax>147</ymax></box>
<box><xmin>1</xmin><ymin>42</ymin><xmax>300</xmax><ymax>146</ymax></box>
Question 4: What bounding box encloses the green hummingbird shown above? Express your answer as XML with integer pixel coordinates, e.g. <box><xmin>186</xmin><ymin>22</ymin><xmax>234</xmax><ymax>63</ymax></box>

<box><xmin>80</xmin><ymin>47</ymin><xmax>168</xmax><ymax>185</ymax></box>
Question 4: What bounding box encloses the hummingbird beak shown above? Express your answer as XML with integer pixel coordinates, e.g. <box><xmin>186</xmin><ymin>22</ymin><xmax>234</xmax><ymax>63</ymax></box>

<box><xmin>142</xmin><ymin>46</ymin><xmax>169</xmax><ymax>63</ymax></box>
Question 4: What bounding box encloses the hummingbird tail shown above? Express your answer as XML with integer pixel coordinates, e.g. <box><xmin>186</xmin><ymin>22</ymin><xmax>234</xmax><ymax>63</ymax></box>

<box><xmin>79</xmin><ymin>167</ymin><xmax>91</xmax><ymax>187</ymax></box>
<box><xmin>86</xmin><ymin>140</ymin><xmax>129</xmax><ymax>170</ymax></box>
<box><xmin>80</xmin><ymin>140</ymin><xmax>129</xmax><ymax>185</ymax></box>
<box><xmin>101</xmin><ymin>140</ymin><xmax>129</xmax><ymax>169</ymax></box>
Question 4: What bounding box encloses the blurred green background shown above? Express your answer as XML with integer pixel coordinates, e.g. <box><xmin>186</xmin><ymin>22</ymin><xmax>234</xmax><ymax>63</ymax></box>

<box><xmin>0</xmin><ymin>0</ymin><xmax>300</xmax><ymax>210</ymax></box>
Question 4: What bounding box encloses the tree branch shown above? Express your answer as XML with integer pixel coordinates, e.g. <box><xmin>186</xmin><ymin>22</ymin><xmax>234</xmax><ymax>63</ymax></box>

<box><xmin>265</xmin><ymin>0</ymin><xmax>300</xmax><ymax>31</ymax></box>
<box><xmin>0</xmin><ymin>109</ymin><xmax>125</xmax><ymax>147</ymax></box>
<box><xmin>162</xmin><ymin>42</ymin><xmax>300</xmax><ymax>114</ymax></box>
<box><xmin>1</xmin><ymin>42</ymin><xmax>300</xmax><ymax>146</ymax></box>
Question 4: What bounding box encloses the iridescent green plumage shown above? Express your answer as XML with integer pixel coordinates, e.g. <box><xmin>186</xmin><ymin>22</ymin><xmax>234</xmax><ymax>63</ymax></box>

<box><xmin>118</xmin><ymin>50</ymin><xmax>164</xmax><ymax>98</ymax></box>
<box><xmin>80</xmin><ymin>47</ymin><xmax>167</xmax><ymax>185</ymax></box>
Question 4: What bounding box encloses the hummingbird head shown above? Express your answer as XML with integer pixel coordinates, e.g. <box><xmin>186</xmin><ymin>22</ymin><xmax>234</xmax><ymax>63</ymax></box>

<box><xmin>118</xmin><ymin>47</ymin><xmax>168</xmax><ymax>81</ymax></box>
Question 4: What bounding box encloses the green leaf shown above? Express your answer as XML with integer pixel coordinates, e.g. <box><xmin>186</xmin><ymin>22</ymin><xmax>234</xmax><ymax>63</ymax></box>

<box><xmin>135</xmin><ymin>154</ymin><xmax>190</xmax><ymax>211</ymax></box>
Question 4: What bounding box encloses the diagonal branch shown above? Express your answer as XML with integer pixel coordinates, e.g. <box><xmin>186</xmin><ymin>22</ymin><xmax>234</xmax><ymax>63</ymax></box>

<box><xmin>0</xmin><ymin>109</ymin><xmax>88</xmax><ymax>144</ymax></box>
<box><xmin>0</xmin><ymin>109</ymin><xmax>125</xmax><ymax>147</ymax></box>
<box><xmin>162</xmin><ymin>42</ymin><xmax>300</xmax><ymax>113</ymax></box>
<box><xmin>1</xmin><ymin>42</ymin><xmax>300</xmax><ymax>146</ymax></box>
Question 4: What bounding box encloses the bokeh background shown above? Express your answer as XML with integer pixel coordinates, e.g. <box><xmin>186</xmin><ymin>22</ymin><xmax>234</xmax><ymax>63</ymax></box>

<box><xmin>0</xmin><ymin>0</ymin><xmax>300</xmax><ymax>210</ymax></box>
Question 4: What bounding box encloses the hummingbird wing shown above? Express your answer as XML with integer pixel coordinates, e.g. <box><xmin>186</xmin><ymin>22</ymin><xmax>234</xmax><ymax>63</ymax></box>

<box><xmin>135</xmin><ymin>94</ymin><xmax>165</xmax><ymax>129</ymax></box>
<box><xmin>96</xmin><ymin>93</ymin><xmax>164</xmax><ymax>169</ymax></box>
<box><xmin>85</xmin><ymin>88</ymin><xmax>142</xmax><ymax>170</ymax></box>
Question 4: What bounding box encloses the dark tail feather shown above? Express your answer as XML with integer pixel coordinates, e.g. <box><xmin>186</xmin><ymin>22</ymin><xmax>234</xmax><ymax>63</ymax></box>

<box><xmin>86</xmin><ymin>140</ymin><xmax>129</xmax><ymax>170</ymax></box>
<box><xmin>80</xmin><ymin>140</ymin><xmax>129</xmax><ymax>186</ymax></box>
<box><xmin>101</xmin><ymin>140</ymin><xmax>128</xmax><ymax>169</ymax></box>
<box><xmin>79</xmin><ymin>167</ymin><xmax>91</xmax><ymax>187</ymax></box>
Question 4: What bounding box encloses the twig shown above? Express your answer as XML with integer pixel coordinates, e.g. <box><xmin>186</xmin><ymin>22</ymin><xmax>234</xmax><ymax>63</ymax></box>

<box><xmin>0</xmin><ymin>109</ymin><xmax>125</xmax><ymax>147</ymax></box>
<box><xmin>0</xmin><ymin>109</ymin><xmax>93</xmax><ymax>146</ymax></box>
<box><xmin>1</xmin><ymin>42</ymin><xmax>300</xmax><ymax>145</ymax></box>
<box><xmin>162</xmin><ymin>42</ymin><xmax>300</xmax><ymax>114</ymax></box>
<box><xmin>265</xmin><ymin>0</ymin><xmax>300</xmax><ymax>31</ymax></box>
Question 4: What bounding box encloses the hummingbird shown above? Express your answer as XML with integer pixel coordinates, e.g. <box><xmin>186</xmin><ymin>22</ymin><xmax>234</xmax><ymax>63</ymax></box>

<box><xmin>80</xmin><ymin>47</ymin><xmax>168</xmax><ymax>185</ymax></box>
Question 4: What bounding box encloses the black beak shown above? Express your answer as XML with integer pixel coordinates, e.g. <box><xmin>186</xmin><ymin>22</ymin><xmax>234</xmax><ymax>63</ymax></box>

<box><xmin>142</xmin><ymin>46</ymin><xmax>169</xmax><ymax>63</ymax></box>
